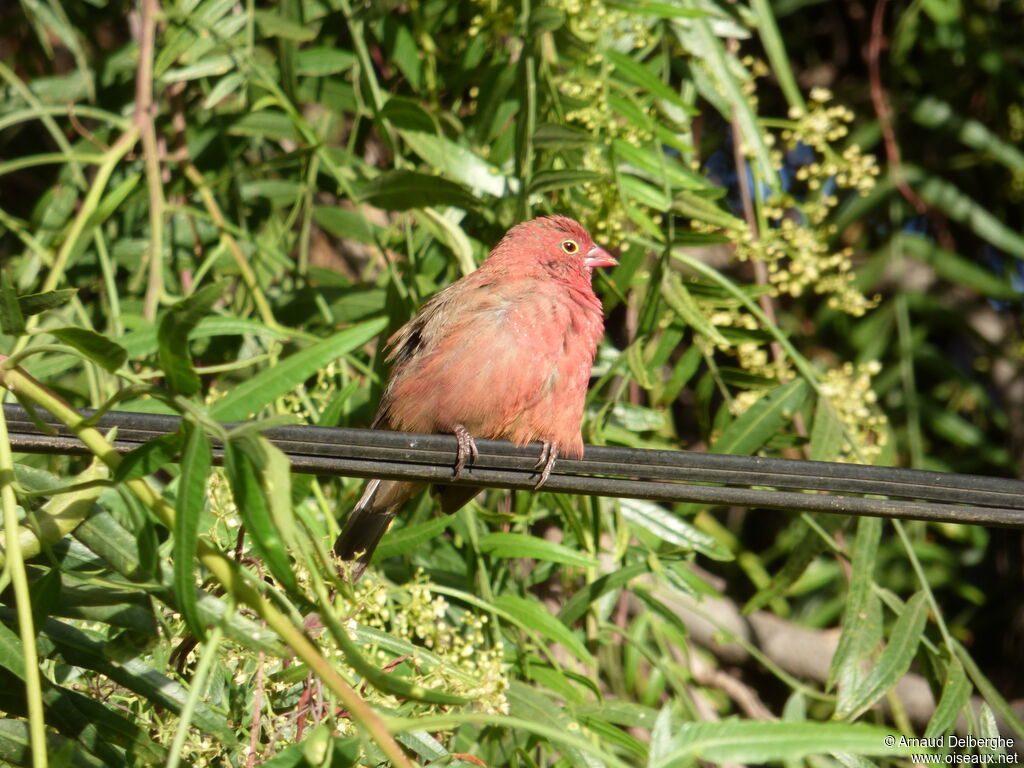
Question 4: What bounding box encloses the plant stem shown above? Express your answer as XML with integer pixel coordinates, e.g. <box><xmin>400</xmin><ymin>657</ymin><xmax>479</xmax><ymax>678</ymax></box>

<box><xmin>0</xmin><ymin>401</ymin><xmax>48</xmax><ymax>768</ymax></box>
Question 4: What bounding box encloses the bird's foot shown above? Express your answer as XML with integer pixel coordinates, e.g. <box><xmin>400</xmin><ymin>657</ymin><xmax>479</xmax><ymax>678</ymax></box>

<box><xmin>534</xmin><ymin>441</ymin><xmax>558</xmax><ymax>489</ymax></box>
<box><xmin>452</xmin><ymin>423</ymin><xmax>479</xmax><ymax>478</ymax></box>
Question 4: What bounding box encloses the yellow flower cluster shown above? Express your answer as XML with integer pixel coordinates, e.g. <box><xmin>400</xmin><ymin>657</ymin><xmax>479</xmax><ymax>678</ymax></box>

<box><xmin>693</xmin><ymin>85</ymin><xmax>881</xmax><ymax>317</ymax></box>
<box><xmin>818</xmin><ymin>360</ymin><xmax>889</xmax><ymax>463</ymax></box>
<box><xmin>707</xmin><ymin>308</ymin><xmax>791</xmax><ymax>382</ymax></box>
<box><xmin>340</xmin><ymin>569</ymin><xmax>510</xmax><ymax>716</ymax></box>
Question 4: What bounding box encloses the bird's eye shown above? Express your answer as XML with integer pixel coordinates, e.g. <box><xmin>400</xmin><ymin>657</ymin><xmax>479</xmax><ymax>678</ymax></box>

<box><xmin>560</xmin><ymin>239</ymin><xmax>579</xmax><ymax>254</ymax></box>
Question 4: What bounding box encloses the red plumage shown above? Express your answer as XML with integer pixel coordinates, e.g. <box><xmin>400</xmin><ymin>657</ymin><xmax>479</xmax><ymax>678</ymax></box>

<box><xmin>334</xmin><ymin>215</ymin><xmax>616</xmax><ymax>577</ymax></box>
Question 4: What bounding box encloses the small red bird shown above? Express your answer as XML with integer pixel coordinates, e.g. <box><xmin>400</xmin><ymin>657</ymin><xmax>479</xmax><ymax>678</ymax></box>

<box><xmin>334</xmin><ymin>215</ymin><xmax>616</xmax><ymax>578</ymax></box>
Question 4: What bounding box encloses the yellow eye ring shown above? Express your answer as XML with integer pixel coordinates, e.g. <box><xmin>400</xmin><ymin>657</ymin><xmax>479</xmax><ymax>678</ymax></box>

<box><xmin>560</xmin><ymin>239</ymin><xmax>579</xmax><ymax>254</ymax></box>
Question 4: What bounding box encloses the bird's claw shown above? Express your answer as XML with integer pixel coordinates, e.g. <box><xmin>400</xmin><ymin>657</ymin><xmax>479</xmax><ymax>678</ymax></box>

<box><xmin>533</xmin><ymin>441</ymin><xmax>558</xmax><ymax>489</ymax></box>
<box><xmin>453</xmin><ymin>423</ymin><xmax>479</xmax><ymax>478</ymax></box>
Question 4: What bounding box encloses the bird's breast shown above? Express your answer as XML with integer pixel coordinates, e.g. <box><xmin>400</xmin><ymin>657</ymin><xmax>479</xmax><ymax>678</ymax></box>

<box><xmin>378</xmin><ymin>278</ymin><xmax>604</xmax><ymax>453</ymax></box>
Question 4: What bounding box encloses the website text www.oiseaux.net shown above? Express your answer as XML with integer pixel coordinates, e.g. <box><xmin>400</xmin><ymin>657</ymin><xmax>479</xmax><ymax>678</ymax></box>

<box><xmin>885</xmin><ymin>735</ymin><xmax>1020</xmax><ymax>764</ymax></box>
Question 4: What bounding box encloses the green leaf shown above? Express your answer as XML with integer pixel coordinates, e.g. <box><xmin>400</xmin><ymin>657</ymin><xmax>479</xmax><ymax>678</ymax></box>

<box><xmin>650</xmin><ymin>721</ymin><xmax>914</xmax><ymax>765</ymax></box>
<box><xmin>114</xmin><ymin>432</ymin><xmax>184</xmax><ymax>482</ymax></box>
<box><xmin>533</xmin><ymin>123</ymin><xmax>595</xmax><ymax>150</ymax></box>
<box><xmin>17</xmin><ymin>288</ymin><xmax>77</xmax><ymax>317</ymax></box>
<box><xmin>89</xmin><ymin>174</ymin><xmax>140</xmax><ymax>227</ymax></box>
<box><xmin>399</xmin><ymin>129</ymin><xmax>507</xmax><ymax>197</ymax></box>
<box><xmin>157</xmin><ymin>282</ymin><xmax>228</xmax><ymax>395</ymax></box>
<box><xmin>494</xmin><ymin>594</ymin><xmax>595</xmax><ymax>667</ymax></box>
<box><xmin>174</xmin><ymin>423</ymin><xmax>212</xmax><ymax>641</ymax></box>
<box><xmin>530</xmin><ymin>5</ymin><xmax>565</xmax><ymax>32</ymax></box>
<box><xmin>294</xmin><ymin>46</ymin><xmax>355</xmax><ymax>76</ymax></box>
<box><xmin>613</xmin><ymin>138</ymin><xmax>709</xmax><ymax>190</ymax></box>
<box><xmin>232</xmin><ymin>433</ymin><xmax>298</xmax><ymax>554</ymax></box>
<box><xmin>711</xmin><ymin>378</ymin><xmax>809</xmax><ymax>455</ymax></box>
<box><xmin>223</xmin><ymin>440</ymin><xmax>299</xmax><ymax>594</ymax></box>
<box><xmin>918</xmin><ymin>174</ymin><xmax>1024</xmax><ymax>259</ymax></box>
<box><xmin>924</xmin><ymin>657</ymin><xmax>971</xmax><ymax>738</ymax></box>
<box><xmin>607</xmin><ymin>49</ymin><xmax>692</xmax><ymax>113</ymax></box>
<box><xmin>839</xmin><ymin>591</ymin><xmax>930</xmax><ymax>719</ymax></box>
<box><xmin>313</xmin><ymin>206</ymin><xmax>381</xmax><ymax>245</ymax></box>
<box><xmin>375</xmin><ymin>514</ymin><xmax>458</xmax><ymax>561</ymax></box>
<box><xmin>528</xmin><ymin>169</ymin><xmax>603</xmax><ymax>195</ymax></box>
<box><xmin>921</xmin><ymin>0</ymin><xmax>962</xmax><ymax>24</ymax></box>
<box><xmin>360</xmin><ymin>169</ymin><xmax>478</xmax><ymax>211</ymax></box>
<box><xmin>558</xmin><ymin>562</ymin><xmax>649</xmax><ymax>624</ymax></box>
<box><xmin>606</xmin><ymin>0</ymin><xmax>708</xmax><ymax>18</ymax></box>
<box><xmin>619</xmin><ymin>498</ymin><xmax>732</xmax><ymax>560</ymax></box>
<box><xmin>0</xmin><ymin>272</ymin><xmax>25</xmax><ymax>335</ymax></box>
<box><xmin>911</xmin><ymin>96</ymin><xmax>1024</xmax><ymax>174</ymax></box>
<box><xmin>896</xmin><ymin>233</ymin><xmax>1023</xmax><ymax>299</ymax></box>
<box><xmin>209</xmin><ymin>316</ymin><xmax>386</xmax><ymax>421</ymax></box>
<box><xmin>379</xmin><ymin>96</ymin><xmax>438</xmax><ymax>132</ymax></box>
<box><xmin>619</xmin><ymin>173</ymin><xmax>671</xmax><ymax>209</ymax></box>
<box><xmin>228</xmin><ymin>111</ymin><xmax>300</xmax><ymax>142</ymax></box>
<box><xmin>661</xmin><ymin>272</ymin><xmax>729</xmax><ymax>346</ymax></box>
<box><xmin>674</xmin><ymin>189</ymin><xmax>746</xmax><ymax>230</ymax></box>
<box><xmin>48</xmin><ymin>327</ymin><xmax>127</xmax><ymax>373</ymax></box>
<box><xmin>119</xmin><ymin>314</ymin><xmax>291</xmax><ymax>360</ymax></box>
<box><xmin>809</xmin><ymin>397</ymin><xmax>845</xmax><ymax>462</ymax></box>
<box><xmin>253</xmin><ymin>9</ymin><xmax>317</xmax><ymax>40</ymax></box>
<box><xmin>478</xmin><ymin>533</ymin><xmax>599</xmax><ymax>568</ymax></box>
<box><xmin>830</xmin><ymin>517</ymin><xmax>883</xmax><ymax>693</ymax></box>
<box><xmin>676</xmin><ymin>20</ymin><xmax>778</xmax><ymax>185</ymax></box>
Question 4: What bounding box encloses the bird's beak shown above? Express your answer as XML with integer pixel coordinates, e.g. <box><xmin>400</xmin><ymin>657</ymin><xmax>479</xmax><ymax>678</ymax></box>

<box><xmin>585</xmin><ymin>245</ymin><xmax>618</xmax><ymax>269</ymax></box>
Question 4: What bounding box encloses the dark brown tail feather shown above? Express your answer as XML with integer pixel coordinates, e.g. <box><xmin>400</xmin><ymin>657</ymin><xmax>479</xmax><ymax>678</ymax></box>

<box><xmin>333</xmin><ymin>479</ymin><xmax>422</xmax><ymax>580</ymax></box>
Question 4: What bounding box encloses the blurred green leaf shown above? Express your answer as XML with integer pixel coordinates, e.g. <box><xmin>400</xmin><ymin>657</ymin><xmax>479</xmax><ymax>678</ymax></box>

<box><xmin>157</xmin><ymin>282</ymin><xmax>227</xmax><ymax>396</ymax></box>
<box><xmin>360</xmin><ymin>169</ymin><xmax>479</xmax><ymax>211</ymax></box>
<box><xmin>48</xmin><ymin>327</ymin><xmax>127</xmax><ymax>373</ymax></box>
<box><xmin>174</xmin><ymin>423</ymin><xmax>212</xmax><ymax>641</ymax></box>
<box><xmin>210</xmin><ymin>316</ymin><xmax>386</xmax><ymax>421</ymax></box>
<box><xmin>838</xmin><ymin>591</ymin><xmax>930</xmax><ymax>719</ymax></box>
<box><xmin>16</xmin><ymin>288</ymin><xmax>77</xmax><ymax>317</ymax></box>
<box><xmin>619</xmin><ymin>498</ymin><xmax>732</xmax><ymax>560</ymax></box>
<box><xmin>711</xmin><ymin>378</ymin><xmax>809</xmax><ymax>455</ymax></box>
<box><xmin>223</xmin><ymin>440</ymin><xmax>299</xmax><ymax>594</ymax></box>
<box><xmin>478</xmin><ymin>533</ymin><xmax>599</xmax><ymax>568</ymax></box>
<box><xmin>494</xmin><ymin>595</ymin><xmax>595</xmax><ymax>667</ymax></box>
<box><xmin>0</xmin><ymin>272</ymin><xmax>25</xmax><ymax>335</ymax></box>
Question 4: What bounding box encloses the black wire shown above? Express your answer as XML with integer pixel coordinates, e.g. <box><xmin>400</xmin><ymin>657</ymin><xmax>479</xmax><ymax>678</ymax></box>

<box><xmin>5</xmin><ymin>404</ymin><xmax>1024</xmax><ymax>527</ymax></box>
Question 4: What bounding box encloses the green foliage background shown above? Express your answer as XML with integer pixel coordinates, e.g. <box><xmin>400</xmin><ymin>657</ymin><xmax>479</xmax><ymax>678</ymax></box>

<box><xmin>0</xmin><ymin>0</ymin><xmax>1022</xmax><ymax>766</ymax></box>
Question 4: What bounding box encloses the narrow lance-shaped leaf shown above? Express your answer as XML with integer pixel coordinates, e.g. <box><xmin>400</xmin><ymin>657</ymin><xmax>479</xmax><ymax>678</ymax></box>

<box><xmin>17</xmin><ymin>289</ymin><xmax>77</xmax><ymax>317</ymax></box>
<box><xmin>711</xmin><ymin>378</ymin><xmax>809</xmax><ymax>456</ymax></box>
<box><xmin>222</xmin><ymin>440</ymin><xmax>299</xmax><ymax>594</ymax></box>
<box><xmin>360</xmin><ymin>169</ymin><xmax>479</xmax><ymax>211</ymax></box>
<box><xmin>809</xmin><ymin>396</ymin><xmax>846</xmax><ymax>462</ymax></box>
<box><xmin>210</xmin><ymin>316</ymin><xmax>386</xmax><ymax>422</ymax></box>
<box><xmin>478</xmin><ymin>533</ymin><xmax>599</xmax><ymax>568</ymax></box>
<box><xmin>114</xmin><ymin>432</ymin><xmax>184</xmax><ymax>483</ymax></box>
<box><xmin>174</xmin><ymin>423</ymin><xmax>212</xmax><ymax>641</ymax></box>
<box><xmin>494</xmin><ymin>594</ymin><xmax>596</xmax><ymax>667</ymax></box>
<box><xmin>661</xmin><ymin>271</ymin><xmax>729</xmax><ymax>346</ymax></box>
<box><xmin>48</xmin><ymin>327</ymin><xmax>127</xmax><ymax>373</ymax></box>
<box><xmin>830</xmin><ymin>516</ymin><xmax>884</xmax><ymax>694</ymax></box>
<box><xmin>838</xmin><ymin>591</ymin><xmax>930</xmax><ymax>720</ymax></box>
<box><xmin>0</xmin><ymin>271</ymin><xmax>26</xmax><ymax>335</ymax></box>
<box><xmin>924</xmin><ymin>657</ymin><xmax>972</xmax><ymax>739</ymax></box>
<box><xmin>157</xmin><ymin>282</ymin><xmax>228</xmax><ymax>396</ymax></box>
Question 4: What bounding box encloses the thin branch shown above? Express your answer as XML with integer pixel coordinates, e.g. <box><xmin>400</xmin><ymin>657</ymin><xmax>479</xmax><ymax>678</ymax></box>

<box><xmin>134</xmin><ymin>0</ymin><xmax>167</xmax><ymax>321</ymax></box>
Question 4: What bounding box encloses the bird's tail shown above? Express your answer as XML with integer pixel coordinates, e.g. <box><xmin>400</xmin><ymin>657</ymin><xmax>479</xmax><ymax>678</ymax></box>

<box><xmin>333</xmin><ymin>479</ymin><xmax>422</xmax><ymax>581</ymax></box>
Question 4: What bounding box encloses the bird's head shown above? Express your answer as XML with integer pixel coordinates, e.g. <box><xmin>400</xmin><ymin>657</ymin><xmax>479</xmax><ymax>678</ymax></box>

<box><xmin>488</xmin><ymin>215</ymin><xmax>618</xmax><ymax>280</ymax></box>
